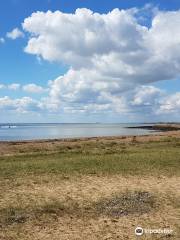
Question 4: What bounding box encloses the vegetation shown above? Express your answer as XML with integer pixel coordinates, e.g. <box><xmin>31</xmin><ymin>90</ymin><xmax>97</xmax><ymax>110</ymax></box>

<box><xmin>0</xmin><ymin>135</ymin><xmax>180</xmax><ymax>239</ymax></box>
<box><xmin>0</xmin><ymin>137</ymin><xmax>180</xmax><ymax>178</ymax></box>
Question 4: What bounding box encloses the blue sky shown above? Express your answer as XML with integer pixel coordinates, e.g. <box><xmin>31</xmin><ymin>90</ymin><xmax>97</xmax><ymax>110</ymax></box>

<box><xmin>0</xmin><ymin>0</ymin><xmax>180</xmax><ymax>123</ymax></box>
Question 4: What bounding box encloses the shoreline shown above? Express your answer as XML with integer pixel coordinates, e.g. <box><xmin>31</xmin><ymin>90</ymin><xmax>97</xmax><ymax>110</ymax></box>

<box><xmin>0</xmin><ymin>128</ymin><xmax>180</xmax><ymax>156</ymax></box>
<box><xmin>0</xmin><ymin>124</ymin><xmax>179</xmax><ymax>143</ymax></box>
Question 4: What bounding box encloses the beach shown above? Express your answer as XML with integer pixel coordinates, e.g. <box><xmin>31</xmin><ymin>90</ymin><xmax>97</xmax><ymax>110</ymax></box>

<box><xmin>1</xmin><ymin>0</ymin><xmax>180</xmax><ymax>239</ymax></box>
<box><xmin>0</xmin><ymin>126</ymin><xmax>180</xmax><ymax>240</ymax></box>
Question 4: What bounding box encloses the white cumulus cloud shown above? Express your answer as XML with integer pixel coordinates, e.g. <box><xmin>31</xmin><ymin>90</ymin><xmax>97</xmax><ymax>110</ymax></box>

<box><xmin>6</xmin><ymin>28</ymin><xmax>24</xmax><ymax>40</ymax></box>
<box><xmin>0</xmin><ymin>84</ymin><xmax>5</xmax><ymax>89</ymax></box>
<box><xmin>23</xmin><ymin>83</ymin><xmax>47</xmax><ymax>93</ymax></box>
<box><xmin>0</xmin><ymin>38</ymin><xmax>5</xmax><ymax>43</ymax></box>
<box><xmin>132</xmin><ymin>86</ymin><xmax>163</xmax><ymax>106</ymax></box>
<box><xmin>158</xmin><ymin>93</ymin><xmax>180</xmax><ymax>114</ymax></box>
<box><xmin>0</xmin><ymin>96</ymin><xmax>41</xmax><ymax>113</ymax></box>
<box><xmin>22</xmin><ymin>8</ymin><xmax>180</xmax><ymax>115</ymax></box>
<box><xmin>8</xmin><ymin>83</ymin><xmax>20</xmax><ymax>90</ymax></box>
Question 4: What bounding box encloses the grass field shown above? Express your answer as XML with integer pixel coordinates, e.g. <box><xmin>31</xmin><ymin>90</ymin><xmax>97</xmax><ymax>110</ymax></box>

<box><xmin>0</xmin><ymin>134</ymin><xmax>180</xmax><ymax>239</ymax></box>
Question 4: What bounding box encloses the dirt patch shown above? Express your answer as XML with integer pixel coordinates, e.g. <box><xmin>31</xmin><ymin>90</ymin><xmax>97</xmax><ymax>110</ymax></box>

<box><xmin>95</xmin><ymin>191</ymin><xmax>156</xmax><ymax>217</ymax></box>
<box><xmin>0</xmin><ymin>191</ymin><xmax>156</xmax><ymax>229</ymax></box>
<box><xmin>0</xmin><ymin>207</ymin><xmax>29</xmax><ymax>226</ymax></box>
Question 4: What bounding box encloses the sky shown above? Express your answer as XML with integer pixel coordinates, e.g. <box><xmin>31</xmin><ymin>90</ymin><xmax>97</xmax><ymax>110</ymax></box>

<box><xmin>0</xmin><ymin>0</ymin><xmax>180</xmax><ymax>123</ymax></box>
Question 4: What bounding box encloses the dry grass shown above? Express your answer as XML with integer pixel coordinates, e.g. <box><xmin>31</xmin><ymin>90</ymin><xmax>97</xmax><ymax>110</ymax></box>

<box><xmin>0</xmin><ymin>175</ymin><xmax>180</xmax><ymax>239</ymax></box>
<box><xmin>0</xmin><ymin>133</ymin><xmax>180</xmax><ymax>239</ymax></box>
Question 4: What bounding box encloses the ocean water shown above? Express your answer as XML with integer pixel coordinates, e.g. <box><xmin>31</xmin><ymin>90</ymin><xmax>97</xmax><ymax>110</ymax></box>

<box><xmin>0</xmin><ymin>123</ymin><xmax>156</xmax><ymax>141</ymax></box>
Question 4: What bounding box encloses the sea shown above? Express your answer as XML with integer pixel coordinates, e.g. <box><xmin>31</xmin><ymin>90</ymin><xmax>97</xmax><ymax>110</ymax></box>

<box><xmin>0</xmin><ymin>123</ymin><xmax>157</xmax><ymax>141</ymax></box>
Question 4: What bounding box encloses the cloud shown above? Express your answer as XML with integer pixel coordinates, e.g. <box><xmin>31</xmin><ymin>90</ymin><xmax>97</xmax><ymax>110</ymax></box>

<box><xmin>158</xmin><ymin>93</ymin><xmax>180</xmax><ymax>114</ymax></box>
<box><xmin>131</xmin><ymin>86</ymin><xmax>163</xmax><ymax>106</ymax></box>
<box><xmin>22</xmin><ymin>83</ymin><xmax>47</xmax><ymax>93</ymax></box>
<box><xmin>0</xmin><ymin>96</ymin><xmax>41</xmax><ymax>113</ymax></box>
<box><xmin>0</xmin><ymin>83</ymin><xmax>46</xmax><ymax>93</ymax></box>
<box><xmin>0</xmin><ymin>84</ymin><xmax>5</xmax><ymax>89</ymax></box>
<box><xmin>22</xmin><ymin>8</ymin><xmax>180</xmax><ymax>115</ymax></box>
<box><xmin>127</xmin><ymin>86</ymin><xmax>180</xmax><ymax>116</ymax></box>
<box><xmin>23</xmin><ymin>8</ymin><xmax>147</xmax><ymax>70</ymax></box>
<box><xmin>6</xmin><ymin>28</ymin><xmax>24</xmax><ymax>40</ymax></box>
<box><xmin>0</xmin><ymin>83</ymin><xmax>20</xmax><ymax>90</ymax></box>
<box><xmin>0</xmin><ymin>84</ymin><xmax>179</xmax><ymax>118</ymax></box>
<box><xmin>0</xmin><ymin>7</ymin><xmax>176</xmax><ymax>120</ymax></box>
<box><xmin>0</xmin><ymin>38</ymin><xmax>5</xmax><ymax>43</ymax></box>
<box><xmin>8</xmin><ymin>83</ymin><xmax>20</xmax><ymax>90</ymax></box>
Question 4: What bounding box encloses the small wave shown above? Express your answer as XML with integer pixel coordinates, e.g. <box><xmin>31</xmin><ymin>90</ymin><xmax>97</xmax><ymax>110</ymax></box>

<box><xmin>0</xmin><ymin>125</ymin><xmax>17</xmax><ymax>129</ymax></box>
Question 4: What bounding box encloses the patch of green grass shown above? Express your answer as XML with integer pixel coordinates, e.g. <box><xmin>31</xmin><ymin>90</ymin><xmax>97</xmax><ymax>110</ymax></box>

<box><xmin>0</xmin><ymin>138</ymin><xmax>180</xmax><ymax>178</ymax></box>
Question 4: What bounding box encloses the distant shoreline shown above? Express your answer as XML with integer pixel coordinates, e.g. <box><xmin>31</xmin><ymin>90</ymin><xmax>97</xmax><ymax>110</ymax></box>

<box><xmin>126</xmin><ymin>123</ymin><xmax>180</xmax><ymax>132</ymax></box>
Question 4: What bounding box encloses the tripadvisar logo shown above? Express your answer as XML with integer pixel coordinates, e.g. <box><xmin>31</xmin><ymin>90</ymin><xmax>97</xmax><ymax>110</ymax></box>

<box><xmin>135</xmin><ymin>227</ymin><xmax>144</xmax><ymax>236</ymax></box>
<box><xmin>135</xmin><ymin>226</ymin><xmax>173</xmax><ymax>236</ymax></box>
